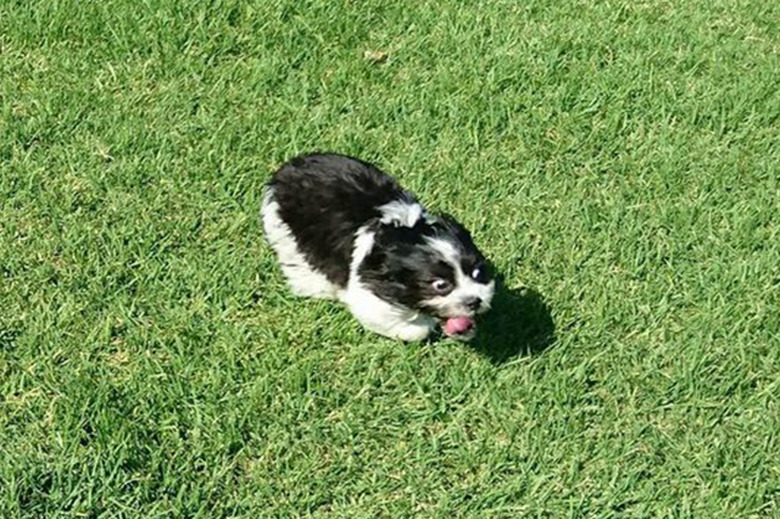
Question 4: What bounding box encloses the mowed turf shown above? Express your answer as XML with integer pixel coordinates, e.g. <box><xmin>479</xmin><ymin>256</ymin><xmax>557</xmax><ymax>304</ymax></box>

<box><xmin>1</xmin><ymin>0</ymin><xmax>779</xmax><ymax>516</ymax></box>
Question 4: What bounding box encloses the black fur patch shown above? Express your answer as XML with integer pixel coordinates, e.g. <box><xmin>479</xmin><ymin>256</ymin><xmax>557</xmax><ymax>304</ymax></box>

<box><xmin>358</xmin><ymin>216</ymin><xmax>489</xmax><ymax>314</ymax></box>
<box><xmin>358</xmin><ymin>222</ymin><xmax>457</xmax><ymax>309</ymax></box>
<box><xmin>267</xmin><ymin>153</ymin><xmax>410</xmax><ymax>287</ymax></box>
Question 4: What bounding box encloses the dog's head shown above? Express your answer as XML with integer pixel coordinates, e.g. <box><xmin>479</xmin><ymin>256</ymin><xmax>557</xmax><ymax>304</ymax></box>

<box><xmin>357</xmin><ymin>203</ymin><xmax>494</xmax><ymax>340</ymax></box>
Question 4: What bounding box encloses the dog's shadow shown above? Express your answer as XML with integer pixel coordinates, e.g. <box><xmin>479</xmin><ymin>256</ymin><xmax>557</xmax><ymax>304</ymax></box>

<box><xmin>468</xmin><ymin>282</ymin><xmax>556</xmax><ymax>364</ymax></box>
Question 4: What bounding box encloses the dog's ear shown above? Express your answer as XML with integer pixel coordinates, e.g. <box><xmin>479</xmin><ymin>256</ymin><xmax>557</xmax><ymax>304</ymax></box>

<box><xmin>378</xmin><ymin>199</ymin><xmax>428</xmax><ymax>228</ymax></box>
<box><xmin>431</xmin><ymin>212</ymin><xmax>474</xmax><ymax>244</ymax></box>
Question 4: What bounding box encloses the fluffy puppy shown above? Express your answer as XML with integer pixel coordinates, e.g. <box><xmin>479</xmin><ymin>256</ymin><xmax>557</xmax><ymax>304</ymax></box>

<box><xmin>261</xmin><ymin>153</ymin><xmax>494</xmax><ymax>341</ymax></box>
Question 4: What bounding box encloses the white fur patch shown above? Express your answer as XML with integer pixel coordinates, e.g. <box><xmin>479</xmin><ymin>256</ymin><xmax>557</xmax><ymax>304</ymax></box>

<box><xmin>341</xmin><ymin>283</ymin><xmax>435</xmax><ymax>341</ymax></box>
<box><xmin>424</xmin><ymin>237</ymin><xmax>495</xmax><ymax>315</ymax></box>
<box><xmin>340</xmin><ymin>225</ymin><xmax>435</xmax><ymax>341</ymax></box>
<box><xmin>349</xmin><ymin>225</ymin><xmax>376</xmax><ymax>277</ymax></box>
<box><xmin>261</xmin><ymin>189</ymin><xmax>340</xmax><ymax>299</ymax></box>
<box><xmin>378</xmin><ymin>200</ymin><xmax>424</xmax><ymax>228</ymax></box>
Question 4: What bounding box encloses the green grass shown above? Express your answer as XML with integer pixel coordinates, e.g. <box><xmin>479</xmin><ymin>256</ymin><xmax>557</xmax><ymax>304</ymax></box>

<box><xmin>2</xmin><ymin>0</ymin><xmax>780</xmax><ymax>516</ymax></box>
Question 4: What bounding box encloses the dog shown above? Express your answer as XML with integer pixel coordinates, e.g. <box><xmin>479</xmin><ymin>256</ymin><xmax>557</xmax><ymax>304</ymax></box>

<box><xmin>261</xmin><ymin>153</ymin><xmax>494</xmax><ymax>341</ymax></box>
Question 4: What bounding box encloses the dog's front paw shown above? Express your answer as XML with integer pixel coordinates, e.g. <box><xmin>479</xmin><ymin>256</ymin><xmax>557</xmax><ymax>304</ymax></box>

<box><xmin>391</xmin><ymin>321</ymin><xmax>434</xmax><ymax>342</ymax></box>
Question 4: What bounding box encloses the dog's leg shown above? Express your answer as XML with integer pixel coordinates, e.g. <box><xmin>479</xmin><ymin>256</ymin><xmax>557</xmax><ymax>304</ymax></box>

<box><xmin>341</xmin><ymin>284</ymin><xmax>434</xmax><ymax>341</ymax></box>
<box><xmin>355</xmin><ymin>311</ymin><xmax>434</xmax><ymax>341</ymax></box>
<box><xmin>386</xmin><ymin>317</ymin><xmax>435</xmax><ymax>342</ymax></box>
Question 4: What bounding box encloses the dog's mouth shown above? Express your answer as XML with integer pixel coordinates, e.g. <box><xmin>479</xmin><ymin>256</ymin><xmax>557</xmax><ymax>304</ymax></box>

<box><xmin>441</xmin><ymin>315</ymin><xmax>476</xmax><ymax>341</ymax></box>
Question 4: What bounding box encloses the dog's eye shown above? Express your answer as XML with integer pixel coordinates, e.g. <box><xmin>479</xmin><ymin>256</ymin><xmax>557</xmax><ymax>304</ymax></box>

<box><xmin>471</xmin><ymin>265</ymin><xmax>487</xmax><ymax>282</ymax></box>
<box><xmin>431</xmin><ymin>279</ymin><xmax>451</xmax><ymax>293</ymax></box>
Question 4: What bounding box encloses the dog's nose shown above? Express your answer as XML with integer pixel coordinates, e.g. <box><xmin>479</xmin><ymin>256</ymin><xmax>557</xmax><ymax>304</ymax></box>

<box><xmin>465</xmin><ymin>297</ymin><xmax>482</xmax><ymax>311</ymax></box>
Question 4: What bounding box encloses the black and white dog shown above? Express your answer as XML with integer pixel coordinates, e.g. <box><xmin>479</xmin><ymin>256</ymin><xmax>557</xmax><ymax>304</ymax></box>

<box><xmin>261</xmin><ymin>153</ymin><xmax>494</xmax><ymax>341</ymax></box>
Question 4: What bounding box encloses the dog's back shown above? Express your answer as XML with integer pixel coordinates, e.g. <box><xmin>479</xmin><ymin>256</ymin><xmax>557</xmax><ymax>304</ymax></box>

<box><xmin>262</xmin><ymin>153</ymin><xmax>405</xmax><ymax>290</ymax></box>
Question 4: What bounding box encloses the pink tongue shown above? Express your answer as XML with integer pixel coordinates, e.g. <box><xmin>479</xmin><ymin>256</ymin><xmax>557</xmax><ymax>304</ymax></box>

<box><xmin>444</xmin><ymin>316</ymin><xmax>475</xmax><ymax>336</ymax></box>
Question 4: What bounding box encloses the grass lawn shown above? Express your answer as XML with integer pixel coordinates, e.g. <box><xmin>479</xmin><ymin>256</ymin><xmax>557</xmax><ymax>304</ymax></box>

<box><xmin>2</xmin><ymin>0</ymin><xmax>780</xmax><ymax>516</ymax></box>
